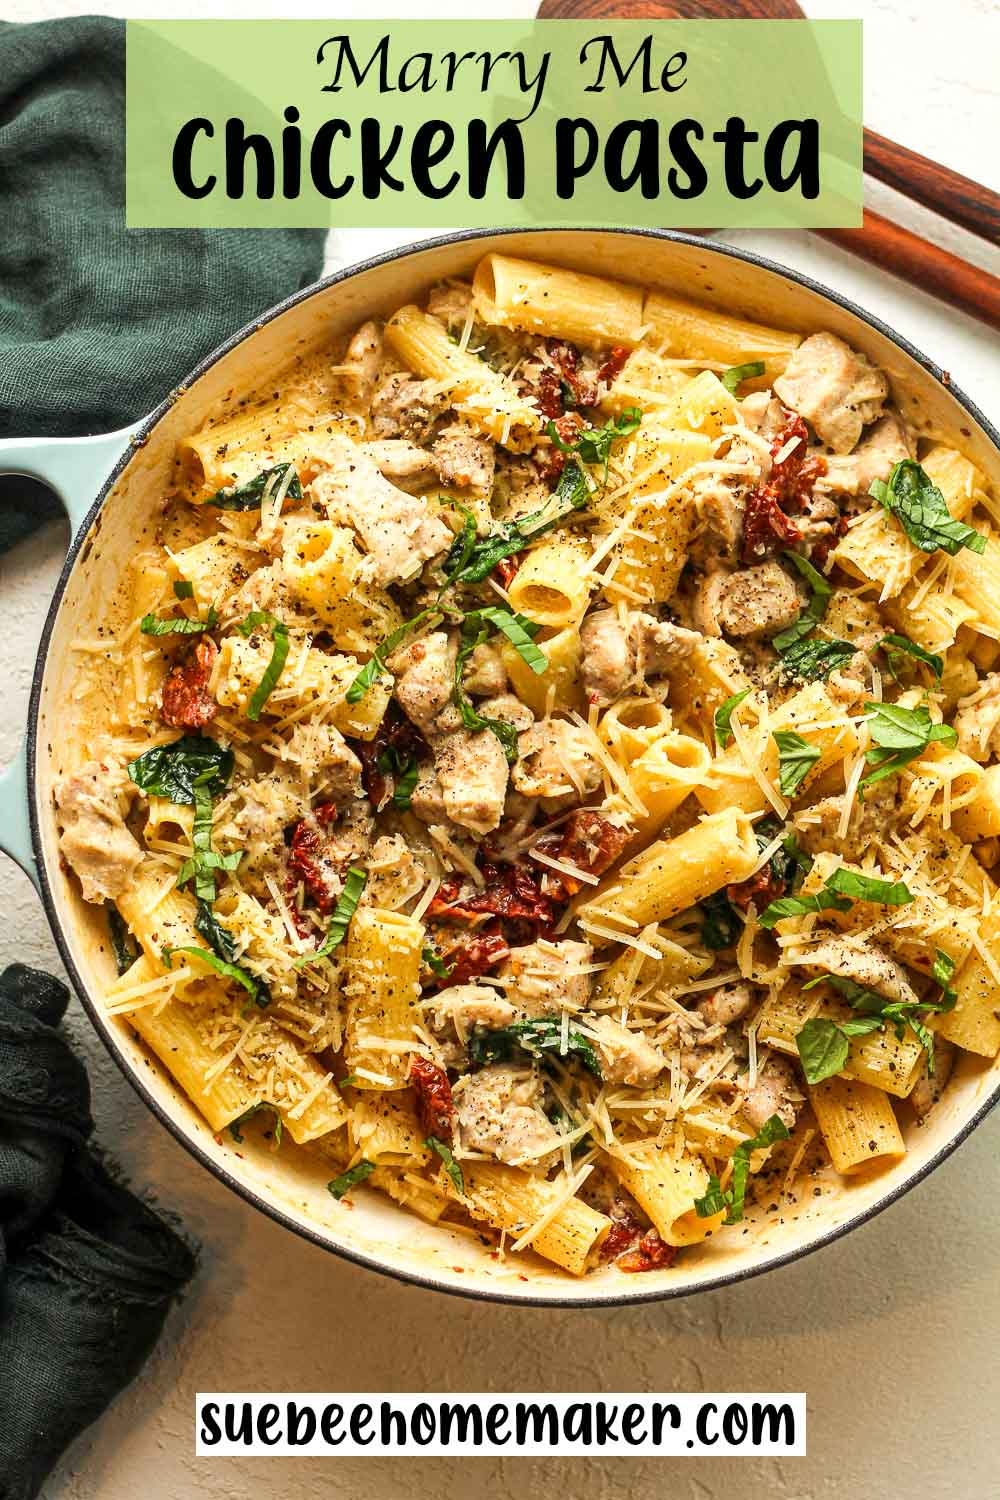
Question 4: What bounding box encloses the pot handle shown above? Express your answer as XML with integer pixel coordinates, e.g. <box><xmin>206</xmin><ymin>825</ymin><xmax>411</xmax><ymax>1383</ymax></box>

<box><xmin>0</xmin><ymin>423</ymin><xmax>144</xmax><ymax>887</ymax></box>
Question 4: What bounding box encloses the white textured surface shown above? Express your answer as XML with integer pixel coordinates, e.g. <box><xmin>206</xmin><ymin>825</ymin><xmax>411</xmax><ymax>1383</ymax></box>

<box><xmin>3</xmin><ymin>1</ymin><xmax>1000</xmax><ymax>1494</ymax></box>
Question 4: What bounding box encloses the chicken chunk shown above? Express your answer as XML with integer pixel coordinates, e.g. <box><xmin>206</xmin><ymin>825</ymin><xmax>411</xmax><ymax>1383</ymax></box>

<box><xmin>388</xmin><ymin>630</ymin><xmax>457</xmax><ymax>733</ymax></box>
<box><xmin>340</xmin><ymin>320</ymin><xmax>382</xmax><ymax>405</ymax></box>
<box><xmin>369</xmin><ymin>371</ymin><xmax>446</xmax><ymax>441</ymax></box>
<box><xmin>793</xmin><ymin>779</ymin><xmax>896</xmax><ymax>861</ymax></box>
<box><xmin>580</xmin><ymin>609</ymin><xmax>699</xmax><ymax>705</ymax></box>
<box><xmin>909</xmin><ymin>1038</ymin><xmax>956</xmax><ymax>1122</ymax></box>
<box><xmin>698</xmin><ymin>561</ymin><xmax>801</xmax><ymax>640</ymax></box>
<box><xmin>697</xmin><ymin>982</ymin><xmax>754</xmax><ymax>1029</ymax></box>
<box><xmin>475</xmin><ymin>693</ymin><xmax>534</xmax><ymax>734</ymax></box>
<box><xmin>363</xmin><ymin>834</ymin><xmax>425</xmax><ymax>910</ymax></box>
<box><xmin>434</xmin><ymin>729</ymin><xmax>509</xmax><ymax>836</ymax></box>
<box><xmin>55</xmin><ymin>763</ymin><xmax>142</xmax><ymax>904</ymax></box>
<box><xmin>511</xmin><ymin>720</ymin><xmax>602</xmax><ymax>808</ymax></box>
<box><xmin>954</xmin><ymin>674</ymin><xmax>1000</xmax><ymax>763</ymax></box>
<box><xmin>432</xmin><ymin>422</ymin><xmax>496</xmax><ymax>497</ymax></box>
<box><xmin>740</xmin><ymin>1054</ymin><xmax>801</xmax><ymax>1132</ymax></box>
<box><xmin>221</xmin><ymin>771</ymin><xmax>311</xmax><ymax>897</ymax></box>
<box><xmin>820</xmin><ymin>412</ymin><xmax>913</xmax><ymax>497</ymax></box>
<box><xmin>362</xmin><ymin>439</ymin><xmax>438</xmax><ymax>485</ymax></box>
<box><xmin>774</xmin><ymin>332</ymin><xmax>889</xmax><ymax>454</ymax></box>
<box><xmin>499</xmin><ymin>939</ymin><xmax>593</xmax><ymax>1018</ymax></box>
<box><xmin>462</xmin><ymin>640</ymin><xmax>508</xmax><ymax>698</ymax></box>
<box><xmin>428</xmin><ymin>984</ymin><xmax>517</xmax><ymax>1040</ymax></box>
<box><xmin>797</xmin><ymin>938</ymin><xmax>919</xmax><ymax>1009</ymax></box>
<box><xmin>588</xmin><ymin>1015</ymin><xmax>666</xmax><ymax>1088</ymax></box>
<box><xmin>454</xmin><ymin>1065</ymin><xmax>560</xmax><ymax>1169</ymax></box>
<box><xmin>312</xmin><ymin>435</ymin><xmax>451</xmax><ymax>586</ymax></box>
<box><xmin>281</xmin><ymin>724</ymin><xmax>363</xmax><ymax>800</ymax></box>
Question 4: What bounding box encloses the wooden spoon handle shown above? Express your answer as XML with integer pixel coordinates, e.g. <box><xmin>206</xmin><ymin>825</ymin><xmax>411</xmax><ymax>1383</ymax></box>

<box><xmin>819</xmin><ymin>209</ymin><xmax>1000</xmax><ymax>333</ymax></box>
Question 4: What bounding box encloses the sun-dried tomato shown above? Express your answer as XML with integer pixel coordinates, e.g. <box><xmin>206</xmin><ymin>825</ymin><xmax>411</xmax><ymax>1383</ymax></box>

<box><xmin>434</xmin><ymin>928</ymin><xmax>511</xmax><ymax>986</ymax></box>
<box><xmin>429</xmin><ymin>858</ymin><xmax>562</xmax><ymax>939</ymax></box>
<box><xmin>617</xmin><ymin>1229</ymin><xmax>678</xmax><ymax>1273</ymax></box>
<box><xmin>599</xmin><ymin>1205</ymin><xmax>646</xmax><ymax>1262</ymax></box>
<box><xmin>727</xmin><ymin>860</ymin><xmax>787</xmax><ymax>913</ymax></box>
<box><xmin>810</xmin><ymin>513</ymin><xmax>849</xmax><ymax>571</ymax></box>
<box><xmin>495</xmin><ymin>556</ymin><xmax>522</xmax><ymax>589</ymax></box>
<box><xmin>741</xmin><ymin>484</ymin><xmax>802</xmax><ymax>562</ymax></box>
<box><xmin>352</xmin><ymin>708</ymin><xmax>429</xmax><ymax>810</ymax></box>
<box><xmin>769</xmin><ymin>410</ymin><xmax>827</xmax><ymax>513</ymax></box>
<box><xmin>286</xmin><ymin>801</ymin><xmax>341</xmax><ymax>915</ymax></box>
<box><xmin>161</xmin><ymin>637</ymin><xmax>218</xmax><ymax>730</ymax></box>
<box><xmin>596</xmin><ymin>345</ymin><xmax>630</xmax><ymax>388</ymax></box>
<box><xmin>540</xmin><ymin>810</ymin><xmax>631</xmax><ymax>900</ymax></box>
<box><xmin>409</xmin><ymin>1056</ymin><xmax>455</xmax><ymax>1140</ymax></box>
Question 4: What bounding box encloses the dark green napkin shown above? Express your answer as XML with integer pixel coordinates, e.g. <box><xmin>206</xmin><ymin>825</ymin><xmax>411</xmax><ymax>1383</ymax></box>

<box><xmin>0</xmin><ymin>964</ymin><xmax>197</xmax><ymax>1500</ymax></box>
<box><xmin>0</xmin><ymin>14</ymin><xmax>326</xmax><ymax>550</ymax></box>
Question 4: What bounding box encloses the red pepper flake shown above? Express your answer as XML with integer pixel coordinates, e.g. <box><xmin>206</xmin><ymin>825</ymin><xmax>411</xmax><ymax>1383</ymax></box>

<box><xmin>409</xmin><ymin>1056</ymin><xmax>455</xmax><ymax>1140</ymax></box>
<box><xmin>616</xmin><ymin>1229</ymin><xmax>678</xmax><ymax>1273</ymax></box>
<box><xmin>161</xmin><ymin>637</ymin><xmax>218</xmax><ymax>730</ymax></box>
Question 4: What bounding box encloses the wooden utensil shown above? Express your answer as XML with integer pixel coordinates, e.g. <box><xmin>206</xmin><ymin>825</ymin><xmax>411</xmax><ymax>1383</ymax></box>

<box><xmin>537</xmin><ymin>0</ymin><xmax>1000</xmax><ymax>329</ymax></box>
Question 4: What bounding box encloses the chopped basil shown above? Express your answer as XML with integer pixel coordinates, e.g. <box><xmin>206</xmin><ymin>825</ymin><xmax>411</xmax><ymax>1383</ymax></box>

<box><xmin>933</xmin><ymin>949</ymin><xmax>958</xmax><ymax>1008</ymax></box>
<box><xmin>721</xmin><ymin>360</ymin><xmax>765</xmax><ymax>395</ymax></box>
<box><xmin>140</xmin><ymin>606</ymin><xmax>217</xmax><ymax>636</ymax></box>
<box><xmin>870</xmin><ymin>460</ymin><xmax>986</xmax><ymax>558</ymax></box>
<box><xmin>824</xmin><ymin>868</ymin><xmax>914</xmax><ymax>906</ymax></box>
<box><xmin>878</xmin><ymin>633</ymin><xmax>943</xmax><ymax>685</ymax></box>
<box><xmin>236</xmin><ymin>610</ymin><xmax>289</xmax><ymax>721</ymax></box>
<box><xmin>714</xmin><ymin>688</ymin><xmax>751</xmax><ymax>749</ymax></box>
<box><xmin>694</xmin><ymin>1114</ymin><xmax>790</xmax><ymax>1224</ymax></box>
<box><xmin>758</xmin><ymin>888</ymin><xmax>852</xmax><ymax>929</ymax></box>
<box><xmin>426</xmin><ymin>1136</ymin><xmax>465</xmax><ymax>1195</ymax></box>
<box><xmin>162</xmin><ymin>943</ymin><xmax>269</xmax><ymax>1007</ymax></box>
<box><xmin>346</xmin><ymin>607</ymin><xmax>442</xmax><ymax>704</ymax></box>
<box><xmin>128</xmin><ymin>734</ymin><xmax>233</xmax><ymax>804</ymax></box>
<box><xmin>464</xmin><ymin>606</ymin><xmax>547</xmax><ymax>675</ymax></box>
<box><xmin>546</xmin><ymin>407</ymin><xmax>641</xmax><ymax>483</ymax></box>
<box><xmin>860</xmin><ymin>701</ymin><xmax>957</xmax><ymax>792</ymax></box>
<box><xmin>801</xmin><ymin>970</ymin><xmax>952</xmax><ymax>1075</ymax></box>
<box><xmin>297</xmin><ymin>866</ymin><xmax>367</xmax><ymax>965</ymax></box>
<box><xmin>773</xmin><ymin>729</ymin><xmax>821</xmax><ymax>797</ymax></box>
<box><xmin>229</xmin><ymin>1102</ymin><xmax>283</xmax><ymax>1147</ymax></box>
<box><xmin>205</xmin><ymin>463</ymin><xmax>302</xmax><ymax>512</ymax></box>
<box><xmin>443</xmin><ymin>503</ymin><xmax>479</xmax><ymax>583</ymax></box>
<box><xmin>422</xmin><ymin>945</ymin><xmax>455</xmax><ymax>979</ymax></box>
<box><xmin>107</xmin><ymin>905</ymin><xmax>139</xmax><ymax>976</ymax></box>
<box><xmin>328</xmin><ymin>1159</ymin><xmax>376</xmax><ymax>1199</ymax></box>
<box><xmin>777</xmin><ymin>635</ymin><xmax>857</xmax><ymax>683</ymax></box>
<box><xmin>391</xmin><ymin>758</ymin><xmax>420</xmax><ymax>811</ymax></box>
<box><xmin>468</xmin><ymin>1016</ymin><xmax>602</xmax><ymax>1079</ymax></box>
<box><xmin>772</xmin><ymin>551</ymin><xmax>833</xmax><ymax>653</ymax></box>
<box><xmin>173</xmin><ymin>579</ymin><xmax>195</xmax><ymax>600</ymax></box>
<box><xmin>453</xmin><ymin>614</ymin><xmax>526</xmax><ymax>764</ymax></box>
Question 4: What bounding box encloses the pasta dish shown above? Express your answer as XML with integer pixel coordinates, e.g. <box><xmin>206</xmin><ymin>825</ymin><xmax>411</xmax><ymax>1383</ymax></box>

<box><xmin>54</xmin><ymin>254</ymin><xmax>1000</xmax><ymax>1277</ymax></box>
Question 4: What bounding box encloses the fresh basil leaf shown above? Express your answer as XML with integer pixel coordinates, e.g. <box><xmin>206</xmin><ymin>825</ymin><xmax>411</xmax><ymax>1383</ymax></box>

<box><xmin>443</xmin><ymin>503</ymin><xmax>479</xmax><ymax>583</ymax></box>
<box><xmin>173</xmin><ymin>579</ymin><xmax>195</xmax><ymax>600</ymax></box>
<box><xmin>390</xmin><ymin>758</ymin><xmax>420</xmax><ymax>811</ymax></box>
<box><xmin>127</xmin><ymin>735</ymin><xmax>233</xmax><ymax>804</ymax></box>
<box><xmin>778</xmin><ymin>636</ymin><xmax>857</xmax><ymax>682</ymax></box>
<box><xmin>758</xmin><ymin>888</ymin><xmax>852</xmax><ymax>929</ymax></box>
<box><xmin>468</xmin><ymin>1016</ymin><xmax>602</xmax><ymax>1079</ymax></box>
<box><xmin>773</xmin><ymin>729</ymin><xmax>822</xmax><ymax>797</ymax></box>
<box><xmin>107</xmin><ymin>905</ymin><xmax>139</xmax><ymax>976</ymax></box>
<box><xmin>162</xmin><ymin>943</ymin><xmax>269</xmax><ymax>1007</ymax></box>
<box><xmin>721</xmin><ymin>360</ymin><xmax>766</xmax><ymax>395</ymax></box>
<box><xmin>699</xmin><ymin>889</ymin><xmax>742</xmax><ymax>950</ymax></box>
<box><xmin>205</xmin><ymin>463</ymin><xmax>302</xmax><ymax>512</ymax></box>
<box><xmin>422</xmin><ymin>944</ymin><xmax>455</xmax><ymax>979</ymax></box>
<box><xmin>546</xmin><ymin>408</ymin><xmax>641</xmax><ymax>482</ymax></box>
<box><xmin>426</xmin><ymin>1136</ymin><xmax>465</xmax><ymax>1195</ymax></box>
<box><xmin>445</xmin><ymin>460</ymin><xmax>591</xmax><ymax>586</ymax></box>
<box><xmin>297</xmin><ymin>866</ymin><xmax>367</xmax><ymax>965</ymax></box>
<box><xmin>236</xmin><ymin>610</ymin><xmax>289</xmax><ymax>721</ymax></box>
<box><xmin>346</xmin><ymin>607</ymin><xmax>441</xmax><ymax>704</ymax></box>
<box><xmin>140</xmin><ymin>607</ymin><xmax>217</xmax><ymax>636</ymax></box>
<box><xmin>824</xmin><ymin>868</ymin><xmax>914</xmax><ymax>906</ymax></box>
<box><xmin>870</xmin><ymin>460</ymin><xmax>986</xmax><ymax>558</ymax></box>
<box><xmin>453</xmin><ymin>615</ymin><xmax>522</xmax><ymax>763</ymax></box>
<box><xmin>933</xmin><ymin>949</ymin><xmax>958</xmax><ymax>1009</ymax></box>
<box><xmin>878</xmin><ymin>633</ymin><xmax>943</xmax><ymax>685</ymax></box>
<box><xmin>860</xmin><ymin>701</ymin><xmax>958</xmax><ymax>792</ymax></box>
<box><xmin>229</xmin><ymin>1102</ymin><xmax>283</xmax><ymax>1147</ymax></box>
<box><xmin>694</xmin><ymin>1113</ymin><xmax>790</xmax><ymax>1224</ymax></box>
<box><xmin>327</xmin><ymin>1159</ymin><xmax>376</xmax><ymax>1200</ymax></box>
<box><xmin>714</xmin><ymin>688</ymin><xmax>751</xmax><ymax>749</ymax></box>
<box><xmin>796</xmin><ymin>1015</ymin><xmax>850</xmax><ymax>1084</ymax></box>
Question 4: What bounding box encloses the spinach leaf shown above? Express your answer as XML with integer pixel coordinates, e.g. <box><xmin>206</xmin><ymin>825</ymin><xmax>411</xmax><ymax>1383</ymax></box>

<box><xmin>205</xmin><ymin>463</ymin><xmax>302</xmax><ymax>512</ymax></box>
<box><xmin>468</xmin><ymin>1016</ymin><xmax>602</xmax><ymax>1079</ymax></box>
<box><xmin>699</xmin><ymin>889</ymin><xmax>742</xmax><ymax>950</ymax></box>
<box><xmin>444</xmin><ymin>459</ymin><xmax>591</xmax><ymax>586</ymax></box>
<box><xmin>870</xmin><ymin>460</ymin><xmax>986</xmax><ymax>557</ymax></box>
<box><xmin>128</xmin><ymin>735</ymin><xmax>233</xmax><ymax>804</ymax></box>
<box><xmin>773</xmin><ymin>729</ymin><xmax>821</xmax><ymax>797</ymax></box>
<box><xmin>162</xmin><ymin>943</ymin><xmax>270</xmax><ymax>1008</ymax></box>
<box><xmin>777</xmin><ymin>635</ymin><xmax>857</xmax><ymax>682</ymax></box>
<box><xmin>173</xmin><ymin>579</ymin><xmax>195</xmax><ymax>600</ymax></box>
<box><xmin>346</xmin><ymin>607</ymin><xmax>442</xmax><ymax>704</ymax></box>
